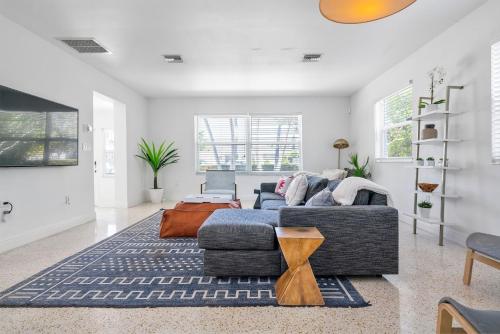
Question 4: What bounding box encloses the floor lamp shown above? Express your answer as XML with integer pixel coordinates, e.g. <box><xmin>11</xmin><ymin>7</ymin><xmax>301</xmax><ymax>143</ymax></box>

<box><xmin>333</xmin><ymin>139</ymin><xmax>349</xmax><ymax>169</ymax></box>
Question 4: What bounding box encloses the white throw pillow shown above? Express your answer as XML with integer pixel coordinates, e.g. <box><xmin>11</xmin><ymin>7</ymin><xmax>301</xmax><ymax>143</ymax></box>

<box><xmin>293</xmin><ymin>170</ymin><xmax>319</xmax><ymax>177</ymax></box>
<box><xmin>321</xmin><ymin>169</ymin><xmax>347</xmax><ymax>180</ymax></box>
<box><xmin>285</xmin><ymin>174</ymin><xmax>308</xmax><ymax>206</ymax></box>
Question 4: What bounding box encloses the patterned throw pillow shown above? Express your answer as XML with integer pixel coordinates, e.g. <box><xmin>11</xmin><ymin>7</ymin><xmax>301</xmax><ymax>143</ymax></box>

<box><xmin>274</xmin><ymin>176</ymin><xmax>294</xmax><ymax>197</ymax></box>
<box><xmin>305</xmin><ymin>188</ymin><xmax>334</xmax><ymax>207</ymax></box>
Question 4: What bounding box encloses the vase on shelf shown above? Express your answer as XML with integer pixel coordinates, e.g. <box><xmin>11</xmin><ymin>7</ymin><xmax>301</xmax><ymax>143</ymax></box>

<box><xmin>422</xmin><ymin>124</ymin><xmax>438</xmax><ymax>140</ymax></box>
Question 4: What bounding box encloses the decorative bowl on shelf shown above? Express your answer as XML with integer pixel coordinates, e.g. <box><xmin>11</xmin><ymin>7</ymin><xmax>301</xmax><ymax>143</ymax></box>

<box><xmin>418</xmin><ymin>183</ymin><xmax>439</xmax><ymax>193</ymax></box>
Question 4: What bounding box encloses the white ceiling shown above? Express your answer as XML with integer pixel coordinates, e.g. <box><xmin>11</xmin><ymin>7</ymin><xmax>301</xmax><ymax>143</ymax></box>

<box><xmin>0</xmin><ymin>0</ymin><xmax>487</xmax><ymax>98</ymax></box>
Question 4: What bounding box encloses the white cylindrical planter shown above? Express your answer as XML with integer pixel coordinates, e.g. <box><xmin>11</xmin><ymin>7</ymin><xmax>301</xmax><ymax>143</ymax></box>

<box><xmin>148</xmin><ymin>189</ymin><xmax>164</xmax><ymax>203</ymax></box>
<box><xmin>425</xmin><ymin>104</ymin><xmax>439</xmax><ymax>113</ymax></box>
<box><xmin>419</xmin><ymin>207</ymin><xmax>431</xmax><ymax>218</ymax></box>
<box><xmin>427</xmin><ymin>160</ymin><xmax>435</xmax><ymax>167</ymax></box>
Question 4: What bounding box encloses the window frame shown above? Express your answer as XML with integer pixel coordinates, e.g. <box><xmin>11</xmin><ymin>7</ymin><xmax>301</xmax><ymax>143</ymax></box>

<box><xmin>194</xmin><ymin>114</ymin><xmax>303</xmax><ymax>174</ymax></box>
<box><xmin>492</xmin><ymin>41</ymin><xmax>500</xmax><ymax>164</ymax></box>
<box><xmin>374</xmin><ymin>85</ymin><xmax>414</xmax><ymax>162</ymax></box>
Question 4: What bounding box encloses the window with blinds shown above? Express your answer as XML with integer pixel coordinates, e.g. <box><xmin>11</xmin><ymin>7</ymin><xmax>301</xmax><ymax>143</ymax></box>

<box><xmin>375</xmin><ymin>85</ymin><xmax>413</xmax><ymax>160</ymax></box>
<box><xmin>492</xmin><ymin>41</ymin><xmax>500</xmax><ymax>163</ymax></box>
<box><xmin>195</xmin><ymin>115</ymin><xmax>302</xmax><ymax>172</ymax></box>
<box><xmin>250</xmin><ymin>116</ymin><xmax>302</xmax><ymax>172</ymax></box>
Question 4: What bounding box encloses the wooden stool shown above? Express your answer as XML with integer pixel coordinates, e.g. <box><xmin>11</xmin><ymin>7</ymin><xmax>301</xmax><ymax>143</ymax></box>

<box><xmin>275</xmin><ymin>227</ymin><xmax>325</xmax><ymax>306</ymax></box>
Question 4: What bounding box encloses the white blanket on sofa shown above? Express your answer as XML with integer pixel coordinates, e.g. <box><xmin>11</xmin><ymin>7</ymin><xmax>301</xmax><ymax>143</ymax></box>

<box><xmin>332</xmin><ymin>177</ymin><xmax>393</xmax><ymax>206</ymax></box>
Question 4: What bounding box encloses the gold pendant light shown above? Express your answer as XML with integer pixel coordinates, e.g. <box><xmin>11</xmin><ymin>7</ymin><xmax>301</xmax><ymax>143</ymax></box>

<box><xmin>319</xmin><ymin>0</ymin><xmax>416</xmax><ymax>24</ymax></box>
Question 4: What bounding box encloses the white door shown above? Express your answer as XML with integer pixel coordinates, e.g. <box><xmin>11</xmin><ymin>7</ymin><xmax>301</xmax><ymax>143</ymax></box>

<box><xmin>93</xmin><ymin>92</ymin><xmax>127</xmax><ymax>208</ymax></box>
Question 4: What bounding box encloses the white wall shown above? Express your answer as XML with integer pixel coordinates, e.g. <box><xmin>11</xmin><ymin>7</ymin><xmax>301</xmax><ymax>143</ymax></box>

<box><xmin>148</xmin><ymin>97</ymin><xmax>350</xmax><ymax>201</ymax></box>
<box><xmin>349</xmin><ymin>0</ymin><xmax>500</xmax><ymax>245</ymax></box>
<box><xmin>0</xmin><ymin>14</ymin><xmax>147</xmax><ymax>252</ymax></box>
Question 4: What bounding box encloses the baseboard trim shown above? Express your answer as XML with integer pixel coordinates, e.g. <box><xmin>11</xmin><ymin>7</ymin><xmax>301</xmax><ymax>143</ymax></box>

<box><xmin>0</xmin><ymin>212</ymin><xmax>96</xmax><ymax>254</ymax></box>
<box><xmin>399</xmin><ymin>217</ymin><xmax>468</xmax><ymax>247</ymax></box>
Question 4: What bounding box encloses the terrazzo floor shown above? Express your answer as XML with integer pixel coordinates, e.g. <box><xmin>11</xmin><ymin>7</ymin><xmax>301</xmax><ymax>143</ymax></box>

<box><xmin>0</xmin><ymin>201</ymin><xmax>499</xmax><ymax>334</ymax></box>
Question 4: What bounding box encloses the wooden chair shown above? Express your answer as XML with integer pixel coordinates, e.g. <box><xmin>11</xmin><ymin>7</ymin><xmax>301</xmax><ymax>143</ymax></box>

<box><xmin>437</xmin><ymin>297</ymin><xmax>500</xmax><ymax>334</ymax></box>
<box><xmin>463</xmin><ymin>233</ymin><xmax>500</xmax><ymax>285</ymax></box>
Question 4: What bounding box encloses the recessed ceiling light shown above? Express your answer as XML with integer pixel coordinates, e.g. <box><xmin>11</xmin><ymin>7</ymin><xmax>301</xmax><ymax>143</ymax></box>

<box><xmin>303</xmin><ymin>54</ymin><xmax>322</xmax><ymax>62</ymax></box>
<box><xmin>163</xmin><ymin>55</ymin><xmax>183</xmax><ymax>63</ymax></box>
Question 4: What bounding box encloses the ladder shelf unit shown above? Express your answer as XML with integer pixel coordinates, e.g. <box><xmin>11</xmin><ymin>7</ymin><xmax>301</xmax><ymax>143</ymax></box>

<box><xmin>409</xmin><ymin>85</ymin><xmax>464</xmax><ymax>246</ymax></box>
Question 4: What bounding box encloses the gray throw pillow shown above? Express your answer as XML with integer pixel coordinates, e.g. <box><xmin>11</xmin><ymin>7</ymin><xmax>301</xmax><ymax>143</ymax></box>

<box><xmin>327</xmin><ymin>179</ymin><xmax>342</xmax><ymax>191</ymax></box>
<box><xmin>352</xmin><ymin>189</ymin><xmax>370</xmax><ymax>205</ymax></box>
<box><xmin>305</xmin><ymin>189</ymin><xmax>334</xmax><ymax>207</ymax></box>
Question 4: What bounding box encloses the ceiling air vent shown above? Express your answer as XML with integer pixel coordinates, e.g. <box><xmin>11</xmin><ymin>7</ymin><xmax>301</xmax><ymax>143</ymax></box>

<box><xmin>58</xmin><ymin>38</ymin><xmax>110</xmax><ymax>54</ymax></box>
<box><xmin>302</xmin><ymin>54</ymin><xmax>322</xmax><ymax>62</ymax></box>
<box><xmin>163</xmin><ymin>55</ymin><xmax>183</xmax><ymax>63</ymax></box>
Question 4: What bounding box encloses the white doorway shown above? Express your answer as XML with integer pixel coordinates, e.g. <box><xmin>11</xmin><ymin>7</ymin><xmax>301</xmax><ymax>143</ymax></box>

<box><xmin>92</xmin><ymin>92</ymin><xmax>127</xmax><ymax>208</ymax></box>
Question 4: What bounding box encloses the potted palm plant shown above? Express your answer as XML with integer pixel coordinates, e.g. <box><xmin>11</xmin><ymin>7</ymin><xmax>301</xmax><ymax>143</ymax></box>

<box><xmin>136</xmin><ymin>138</ymin><xmax>179</xmax><ymax>203</ymax></box>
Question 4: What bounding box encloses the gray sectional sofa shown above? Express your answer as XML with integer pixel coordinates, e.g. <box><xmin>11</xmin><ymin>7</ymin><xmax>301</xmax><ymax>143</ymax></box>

<box><xmin>198</xmin><ymin>176</ymin><xmax>399</xmax><ymax>277</ymax></box>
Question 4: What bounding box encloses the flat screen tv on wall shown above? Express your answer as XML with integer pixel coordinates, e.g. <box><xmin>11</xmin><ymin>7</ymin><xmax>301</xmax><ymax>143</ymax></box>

<box><xmin>0</xmin><ymin>85</ymin><xmax>78</xmax><ymax>167</ymax></box>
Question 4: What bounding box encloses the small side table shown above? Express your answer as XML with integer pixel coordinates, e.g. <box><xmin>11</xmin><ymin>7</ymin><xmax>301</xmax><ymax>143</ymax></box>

<box><xmin>275</xmin><ymin>227</ymin><xmax>325</xmax><ymax>306</ymax></box>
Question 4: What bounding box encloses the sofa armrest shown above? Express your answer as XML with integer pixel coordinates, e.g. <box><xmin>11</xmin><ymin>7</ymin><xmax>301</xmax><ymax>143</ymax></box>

<box><xmin>278</xmin><ymin>205</ymin><xmax>399</xmax><ymax>275</ymax></box>
<box><xmin>260</xmin><ymin>182</ymin><xmax>277</xmax><ymax>193</ymax></box>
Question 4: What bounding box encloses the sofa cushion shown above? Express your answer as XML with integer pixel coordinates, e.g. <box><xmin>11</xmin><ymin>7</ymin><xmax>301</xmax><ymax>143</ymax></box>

<box><xmin>198</xmin><ymin>209</ymin><xmax>279</xmax><ymax>250</ymax></box>
<box><xmin>304</xmin><ymin>176</ymin><xmax>329</xmax><ymax>202</ymax></box>
<box><xmin>260</xmin><ymin>192</ymin><xmax>285</xmax><ymax>203</ymax></box>
<box><xmin>285</xmin><ymin>174</ymin><xmax>308</xmax><ymax>205</ymax></box>
<box><xmin>261</xmin><ymin>199</ymin><xmax>287</xmax><ymax>210</ymax></box>
<box><xmin>305</xmin><ymin>188</ymin><xmax>334</xmax><ymax>207</ymax></box>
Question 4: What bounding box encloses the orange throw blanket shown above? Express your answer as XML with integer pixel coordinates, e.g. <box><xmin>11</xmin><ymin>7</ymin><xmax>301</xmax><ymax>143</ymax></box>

<box><xmin>160</xmin><ymin>200</ymin><xmax>241</xmax><ymax>238</ymax></box>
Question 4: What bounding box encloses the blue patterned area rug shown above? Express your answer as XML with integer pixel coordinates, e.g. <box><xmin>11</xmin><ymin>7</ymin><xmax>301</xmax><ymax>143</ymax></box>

<box><xmin>0</xmin><ymin>210</ymin><xmax>369</xmax><ymax>308</ymax></box>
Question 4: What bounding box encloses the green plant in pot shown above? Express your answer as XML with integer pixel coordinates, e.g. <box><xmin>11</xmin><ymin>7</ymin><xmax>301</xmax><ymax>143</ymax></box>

<box><xmin>418</xmin><ymin>200</ymin><xmax>433</xmax><ymax>218</ymax></box>
<box><xmin>426</xmin><ymin>156</ymin><xmax>435</xmax><ymax>167</ymax></box>
<box><xmin>420</xmin><ymin>99</ymin><xmax>446</xmax><ymax>112</ymax></box>
<box><xmin>415</xmin><ymin>157</ymin><xmax>424</xmax><ymax>166</ymax></box>
<box><xmin>136</xmin><ymin>138</ymin><xmax>179</xmax><ymax>203</ymax></box>
<box><xmin>346</xmin><ymin>154</ymin><xmax>371</xmax><ymax>179</ymax></box>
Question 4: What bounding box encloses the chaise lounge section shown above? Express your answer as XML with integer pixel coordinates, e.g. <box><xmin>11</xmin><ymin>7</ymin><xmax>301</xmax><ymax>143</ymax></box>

<box><xmin>198</xmin><ymin>209</ymin><xmax>282</xmax><ymax>276</ymax></box>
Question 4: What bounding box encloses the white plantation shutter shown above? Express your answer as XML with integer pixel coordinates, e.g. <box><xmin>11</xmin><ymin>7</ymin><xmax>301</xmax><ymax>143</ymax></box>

<box><xmin>195</xmin><ymin>115</ymin><xmax>302</xmax><ymax>172</ymax></box>
<box><xmin>492</xmin><ymin>42</ymin><xmax>500</xmax><ymax>163</ymax></box>
<box><xmin>250</xmin><ymin>116</ymin><xmax>302</xmax><ymax>172</ymax></box>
